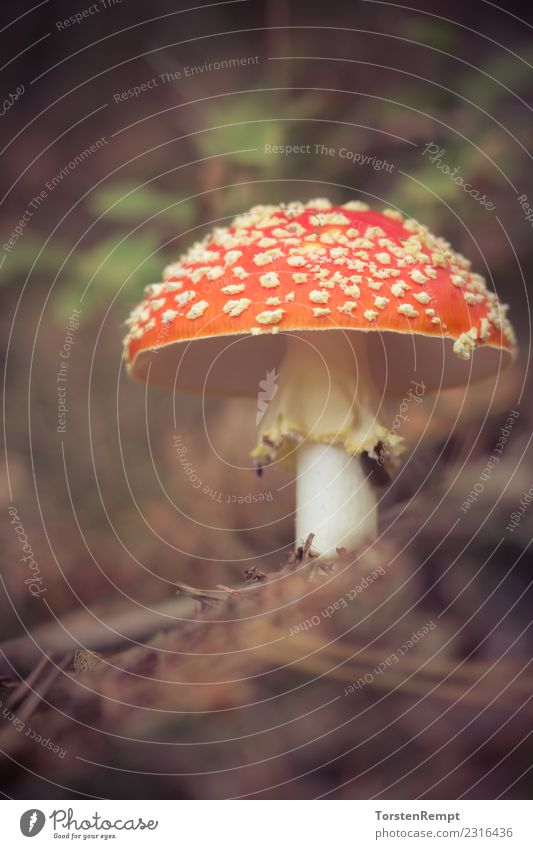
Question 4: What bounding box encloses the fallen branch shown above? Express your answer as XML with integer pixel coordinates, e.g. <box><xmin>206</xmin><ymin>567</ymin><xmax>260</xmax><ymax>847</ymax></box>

<box><xmin>0</xmin><ymin>539</ymin><xmax>338</xmax><ymax>681</ymax></box>
<box><xmin>0</xmin><ymin>594</ymin><xmax>204</xmax><ymax>680</ymax></box>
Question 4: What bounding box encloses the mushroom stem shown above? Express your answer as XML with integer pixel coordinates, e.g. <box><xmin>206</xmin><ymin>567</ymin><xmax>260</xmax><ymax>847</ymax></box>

<box><xmin>251</xmin><ymin>330</ymin><xmax>397</xmax><ymax>557</ymax></box>
<box><xmin>296</xmin><ymin>442</ymin><xmax>377</xmax><ymax>558</ymax></box>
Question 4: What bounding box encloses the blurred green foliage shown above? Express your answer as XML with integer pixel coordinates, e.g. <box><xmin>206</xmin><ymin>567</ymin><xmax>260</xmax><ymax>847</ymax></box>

<box><xmin>3</xmin><ymin>24</ymin><xmax>532</xmax><ymax>327</ymax></box>
<box><xmin>88</xmin><ymin>181</ymin><xmax>196</xmax><ymax>226</ymax></box>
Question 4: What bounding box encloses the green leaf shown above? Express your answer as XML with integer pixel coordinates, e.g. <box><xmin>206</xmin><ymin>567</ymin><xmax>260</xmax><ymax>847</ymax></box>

<box><xmin>402</xmin><ymin>18</ymin><xmax>457</xmax><ymax>52</ymax></box>
<box><xmin>89</xmin><ymin>181</ymin><xmax>195</xmax><ymax>227</ymax></box>
<box><xmin>0</xmin><ymin>236</ymin><xmax>73</xmax><ymax>286</ymax></box>
<box><xmin>57</xmin><ymin>230</ymin><xmax>162</xmax><ymax>318</ymax></box>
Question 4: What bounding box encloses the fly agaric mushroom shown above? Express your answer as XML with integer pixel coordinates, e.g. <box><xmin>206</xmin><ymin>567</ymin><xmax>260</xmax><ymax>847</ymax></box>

<box><xmin>123</xmin><ymin>200</ymin><xmax>516</xmax><ymax>558</ymax></box>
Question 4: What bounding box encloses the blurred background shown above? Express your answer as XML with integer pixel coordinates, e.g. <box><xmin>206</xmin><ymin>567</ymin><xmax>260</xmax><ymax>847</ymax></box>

<box><xmin>0</xmin><ymin>0</ymin><xmax>532</xmax><ymax>799</ymax></box>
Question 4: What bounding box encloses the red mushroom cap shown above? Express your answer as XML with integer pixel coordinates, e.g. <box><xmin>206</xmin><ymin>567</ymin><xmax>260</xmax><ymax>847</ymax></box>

<box><xmin>123</xmin><ymin>200</ymin><xmax>516</xmax><ymax>393</ymax></box>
